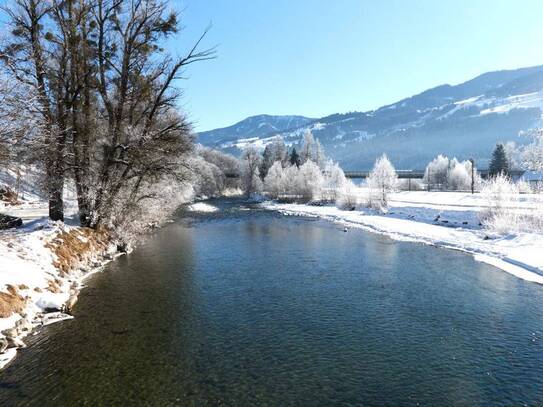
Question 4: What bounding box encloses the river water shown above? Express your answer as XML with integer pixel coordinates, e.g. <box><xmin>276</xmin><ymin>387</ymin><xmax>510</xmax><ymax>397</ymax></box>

<box><xmin>1</xmin><ymin>199</ymin><xmax>542</xmax><ymax>406</ymax></box>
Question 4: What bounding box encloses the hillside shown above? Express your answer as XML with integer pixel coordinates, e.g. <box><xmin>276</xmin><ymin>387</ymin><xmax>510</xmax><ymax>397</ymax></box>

<box><xmin>197</xmin><ymin>65</ymin><xmax>543</xmax><ymax>169</ymax></box>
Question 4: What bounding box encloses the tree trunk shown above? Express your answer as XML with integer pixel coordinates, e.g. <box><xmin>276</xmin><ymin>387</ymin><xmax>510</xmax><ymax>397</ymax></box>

<box><xmin>48</xmin><ymin>170</ymin><xmax>64</xmax><ymax>221</ymax></box>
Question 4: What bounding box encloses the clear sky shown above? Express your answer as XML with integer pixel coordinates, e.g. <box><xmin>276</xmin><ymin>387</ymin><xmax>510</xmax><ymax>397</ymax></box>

<box><xmin>1</xmin><ymin>1</ymin><xmax>542</xmax><ymax>132</ymax></box>
<box><xmin>172</xmin><ymin>0</ymin><xmax>543</xmax><ymax>132</ymax></box>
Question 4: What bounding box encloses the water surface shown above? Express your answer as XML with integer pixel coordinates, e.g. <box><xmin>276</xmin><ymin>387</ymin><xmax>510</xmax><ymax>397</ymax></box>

<box><xmin>1</xmin><ymin>199</ymin><xmax>542</xmax><ymax>406</ymax></box>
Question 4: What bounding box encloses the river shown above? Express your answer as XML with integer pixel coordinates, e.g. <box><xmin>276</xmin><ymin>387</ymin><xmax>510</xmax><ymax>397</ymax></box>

<box><xmin>1</xmin><ymin>199</ymin><xmax>542</xmax><ymax>406</ymax></box>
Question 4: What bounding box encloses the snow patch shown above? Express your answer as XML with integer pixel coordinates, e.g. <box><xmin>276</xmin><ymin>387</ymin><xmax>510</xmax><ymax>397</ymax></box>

<box><xmin>187</xmin><ymin>202</ymin><xmax>219</xmax><ymax>213</ymax></box>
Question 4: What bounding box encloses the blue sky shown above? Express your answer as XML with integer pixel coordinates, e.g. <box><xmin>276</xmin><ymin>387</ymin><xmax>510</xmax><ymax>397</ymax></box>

<box><xmin>1</xmin><ymin>1</ymin><xmax>542</xmax><ymax>131</ymax></box>
<box><xmin>173</xmin><ymin>0</ymin><xmax>543</xmax><ymax>131</ymax></box>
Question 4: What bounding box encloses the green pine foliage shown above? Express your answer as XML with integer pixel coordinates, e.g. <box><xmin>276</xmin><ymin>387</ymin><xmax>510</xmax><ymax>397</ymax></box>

<box><xmin>489</xmin><ymin>143</ymin><xmax>509</xmax><ymax>177</ymax></box>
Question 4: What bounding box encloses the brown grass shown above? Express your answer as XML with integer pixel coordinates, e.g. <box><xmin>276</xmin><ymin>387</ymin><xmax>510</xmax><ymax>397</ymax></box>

<box><xmin>47</xmin><ymin>280</ymin><xmax>61</xmax><ymax>294</ymax></box>
<box><xmin>0</xmin><ymin>285</ymin><xmax>26</xmax><ymax>318</ymax></box>
<box><xmin>45</xmin><ymin>227</ymin><xmax>110</xmax><ymax>276</ymax></box>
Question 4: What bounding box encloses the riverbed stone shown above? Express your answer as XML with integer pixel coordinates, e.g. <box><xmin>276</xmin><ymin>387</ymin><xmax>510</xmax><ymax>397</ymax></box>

<box><xmin>0</xmin><ymin>337</ymin><xmax>8</xmax><ymax>353</ymax></box>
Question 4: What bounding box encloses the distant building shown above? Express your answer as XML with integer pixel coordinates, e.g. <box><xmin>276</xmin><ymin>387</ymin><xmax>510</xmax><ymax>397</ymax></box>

<box><xmin>519</xmin><ymin>170</ymin><xmax>543</xmax><ymax>191</ymax></box>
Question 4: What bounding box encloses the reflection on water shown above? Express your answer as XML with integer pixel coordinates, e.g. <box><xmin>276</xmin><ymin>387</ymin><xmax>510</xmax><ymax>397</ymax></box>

<box><xmin>1</xmin><ymin>199</ymin><xmax>542</xmax><ymax>406</ymax></box>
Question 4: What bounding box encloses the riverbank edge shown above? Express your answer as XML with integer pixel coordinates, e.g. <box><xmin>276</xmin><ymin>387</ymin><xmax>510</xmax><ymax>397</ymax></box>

<box><xmin>0</xmin><ymin>222</ymin><xmax>127</xmax><ymax>371</ymax></box>
<box><xmin>263</xmin><ymin>202</ymin><xmax>543</xmax><ymax>285</ymax></box>
<box><xmin>0</xmin><ymin>195</ymin><xmax>228</xmax><ymax>371</ymax></box>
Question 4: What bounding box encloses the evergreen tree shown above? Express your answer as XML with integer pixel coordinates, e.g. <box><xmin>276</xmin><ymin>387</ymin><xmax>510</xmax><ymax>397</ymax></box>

<box><xmin>489</xmin><ymin>144</ymin><xmax>509</xmax><ymax>177</ymax></box>
<box><xmin>259</xmin><ymin>143</ymin><xmax>274</xmax><ymax>180</ymax></box>
<box><xmin>289</xmin><ymin>148</ymin><xmax>301</xmax><ymax>168</ymax></box>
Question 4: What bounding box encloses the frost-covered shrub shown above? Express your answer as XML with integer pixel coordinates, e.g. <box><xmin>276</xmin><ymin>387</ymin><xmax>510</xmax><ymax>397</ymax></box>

<box><xmin>190</xmin><ymin>157</ymin><xmax>224</xmax><ymax>198</ymax></box>
<box><xmin>397</xmin><ymin>178</ymin><xmax>423</xmax><ymax>191</ymax></box>
<box><xmin>424</xmin><ymin>154</ymin><xmax>480</xmax><ymax>191</ymax></box>
<box><xmin>109</xmin><ymin>179</ymin><xmax>193</xmax><ymax>244</ymax></box>
<box><xmin>367</xmin><ymin>154</ymin><xmax>397</xmax><ymax>208</ymax></box>
<box><xmin>517</xmin><ymin>180</ymin><xmax>533</xmax><ymax>194</ymax></box>
<box><xmin>480</xmin><ymin>174</ymin><xmax>543</xmax><ymax>234</ymax></box>
<box><xmin>335</xmin><ymin>181</ymin><xmax>359</xmax><ymax>209</ymax></box>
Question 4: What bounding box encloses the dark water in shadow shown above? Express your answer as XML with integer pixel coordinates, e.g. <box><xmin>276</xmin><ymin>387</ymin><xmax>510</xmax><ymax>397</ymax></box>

<box><xmin>1</xmin><ymin>199</ymin><xmax>543</xmax><ymax>406</ymax></box>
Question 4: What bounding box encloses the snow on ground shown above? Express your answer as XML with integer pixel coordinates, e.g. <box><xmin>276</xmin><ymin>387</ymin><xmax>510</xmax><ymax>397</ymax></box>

<box><xmin>187</xmin><ymin>202</ymin><xmax>219</xmax><ymax>212</ymax></box>
<box><xmin>263</xmin><ymin>191</ymin><xmax>543</xmax><ymax>284</ymax></box>
<box><xmin>0</xmin><ymin>216</ymin><xmax>75</xmax><ymax>368</ymax></box>
<box><xmin>0</xmin><ymin>182</ymin><xmax>116</xmax><ymax>369</ymax></box>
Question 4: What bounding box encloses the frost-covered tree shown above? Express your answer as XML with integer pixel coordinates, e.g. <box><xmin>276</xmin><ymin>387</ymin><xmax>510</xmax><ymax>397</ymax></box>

<box><xmin>198</xmin><ymin>146</ymin><xmax>240</xmax><ymax>175</ymax></box>
<box><xmin>270</xmin><ymin>137</ymin><xmax>288</xmax><ymax>167</ymax></box>
<box><xmin>191</xmin><ymin>157</ymin><xmax>223</xmax><ymax>197</ymax></box>
<box><xmin>322</xmin><ymin>160</ymin><xmax>348</xmax><ymax>201</ymax></box>
<box><xmin>521</xmin><ymin>129</ymin><xmax>543</xmax><ymax>171</ymax></box>
<box><xmin>323</xmin><ymin>160</ymin><xmax>348</xmax><ymax>189</ymax></box>
<box><xmin>281</xmin><ymin>164</ymin><xmax>300</xmax><ymax>196</ymax></box>
<box><xmin>299</xmin><ymin>130</ymin><xmax>315</xmax><ymax>164</ymax></box>
<box><xmin>504</xmin><ymin>141</ymin><xmax>522</xmax><ymax>170</ymax></box>
<box><xmin>263</xmin><ymin>159</ymin><xmax>327</xmax><ymax>202</ymax></box>
<box><xmin>367</xmin><ymin>154</ymin><xmax>397</xmax><ymax>208</ymax></box>
<box><xmin>299</xmin><ymin>130</ymin><xmax>326</xmax><ymax>168</ymax></box>
<box><xmin>191</xmin><ymin>147</ymin><xmax>241</xmax><ymax>197</ymax></box>
<box><xmin>423</xmin><ymin>155</ymin><xmax>479</xmax><ymax>191</ymax></box>
<box><xmin>1</xmin><ymin>0</ymin><xmax>214</xmax><ymax>228</ymax></box>
<box><xmin>314</xmin><ymin>139</ymin><xmax>326</xmax><ymax>169</ymax></box>
<box><xmin>447</xmin><ymin>160</ymin><xmax>471</xmax><ymax>191</ymax></box>
<box><xmin>297</xmin><ymin>160</ymin><xmax>324</xmax><ymax>201</ymax></box>
<box><xmin>489</xmin><ymin>144</ymin><xmax>509</xmax><ymax>177</ymax></box>
<box><xmin>263</xmin><ymin>161</ymin><xmax>284</xmax><ymax>199</ymax></box>
<box><xmin>241</xmin><ymin>145</ymin><xmax>262</xmax><ymax>197</ymax></box>
<box><xmin>424</xmin><ymin>155</ymin><xmax>450</xmax><ymax>190</ymax></box>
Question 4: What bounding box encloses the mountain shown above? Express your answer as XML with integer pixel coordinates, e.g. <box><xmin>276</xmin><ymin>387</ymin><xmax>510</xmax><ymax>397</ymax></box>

<box><xmin>197</xmin><ymin>66</ymin><xmax>543</xmax><ymax>169</ymax></box>
<box><xmin>197</xmin><ymin>114</ymin><xmax>314</xmax><ymax>147</ymax></box>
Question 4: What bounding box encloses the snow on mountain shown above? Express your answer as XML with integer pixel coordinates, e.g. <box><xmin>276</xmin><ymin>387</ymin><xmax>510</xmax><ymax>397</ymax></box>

<box><xmin>197</xmin><ymin>65</ymin><xmax>543</xmax><ymax>169</ymax></box>
<box><xmin>197</xmin><ymin>114</ymin><xmax>315</xmax><ymax>148</ymax></box>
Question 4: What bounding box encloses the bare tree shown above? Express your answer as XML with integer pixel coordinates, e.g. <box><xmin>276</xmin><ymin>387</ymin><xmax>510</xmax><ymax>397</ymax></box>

<box><xmin>1</xmin><ymin>0</ymin><xmax>215</xmax><ymax>232</ymax></box>
<box><xmin>85</xmin><ymin>0</ymin><xmax>215</xmax><ymax>227</ymax></box>
<box><xmin>1</xmin><ymin>0</ymin><xmax>68</xmax><ymax>220</ymax></box>
<box><xmin>241</xmin><ymin>145</ymin><xmax>262</xmax><ymax>197</ymax></box>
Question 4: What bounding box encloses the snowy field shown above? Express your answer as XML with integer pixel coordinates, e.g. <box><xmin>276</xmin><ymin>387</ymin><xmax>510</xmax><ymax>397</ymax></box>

<box><xmin>263</xmin><ymin>190</ymin><xmax>543</xmax><ymax>284</ymax></box>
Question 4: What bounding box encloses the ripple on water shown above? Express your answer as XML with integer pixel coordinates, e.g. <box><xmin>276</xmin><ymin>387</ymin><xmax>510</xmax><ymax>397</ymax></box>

<box><xmin>1</xmin><ymin>203</ymin><xmax>543</xmax><ymax>406</ymax></box>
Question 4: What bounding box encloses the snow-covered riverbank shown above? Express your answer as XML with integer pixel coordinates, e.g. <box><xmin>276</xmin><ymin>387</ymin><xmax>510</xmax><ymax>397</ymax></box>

<box><xmin>0</xmin><ymin>198</ymin><xmax>121</xmax><ymax>369</ymax></box>
<box><xmin>263</xmin><ymin>191</ymin><xmax>543</xmax><ymax>284</ymax></box>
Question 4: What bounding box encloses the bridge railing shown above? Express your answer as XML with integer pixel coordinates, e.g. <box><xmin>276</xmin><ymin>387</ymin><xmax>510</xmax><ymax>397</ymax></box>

<box><xmin>225</xmin><ymin>169</ymin><xmax>526</xmax><ymax>180</ymax></box>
